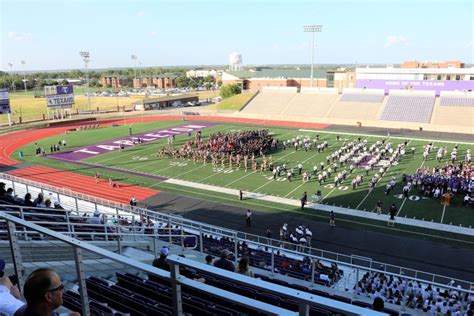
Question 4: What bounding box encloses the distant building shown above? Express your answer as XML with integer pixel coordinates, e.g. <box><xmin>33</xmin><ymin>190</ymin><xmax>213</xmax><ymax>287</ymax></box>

<box><xmin>356</xmin><ymin>60</ymin><xmax>474</xmax><ymax>95</ymax></box>
<box><xmin>101</xmin><ymin>76</ymin><xmax>129</xmax><ymax>88</ymax></box>
<box><xmin>186</xmin><ymin>69</ymin><xmax>220</xmax><ymax>78</ymax></box>
<box><xmin>327</xmin><ymin>68</ymin><xmax>356</xmax><ymax>90</ymax></box>
<box><xmin>401</xmin><ymin>60</ymin><xmax>464</xmax><ymax>69</ymax></box>
<box><xmin>133</xmin><ymin>94</ymin><xmax>198</xmax><ymax>111</ymax></box>
<box><xmin>222</xmin><ymin>68</ymin><xmax>327</xmax><ymax>91</ymax></box>
<box><xmin>133</xmin><ymin>74</ymin><xmax>178</xmax><ymax>89</ymax></box>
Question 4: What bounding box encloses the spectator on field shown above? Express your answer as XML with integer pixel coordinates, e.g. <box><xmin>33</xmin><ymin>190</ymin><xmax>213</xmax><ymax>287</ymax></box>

<box><xmin>213</xmin><ymin>249</ymin><xmax>235</xmax><ymax>272</ymax></box>
<box><xmin>0</xmin><ymin>258</ymin><xmax>24</xmax><ymax>316</ymax></box>
<box><xmin>14</xmin><ymin>268</ymin><xmax>79</xmax><ymax>316</ymax></box>
<box><xmin>236</xmin><ymin>257</ymin><xmax>254</xmax><ymax>277</ymax></box>
<box><xmin>389</xmin><ymin>204</ymin><xmax>397</xmax><ymax>220</ymax></box>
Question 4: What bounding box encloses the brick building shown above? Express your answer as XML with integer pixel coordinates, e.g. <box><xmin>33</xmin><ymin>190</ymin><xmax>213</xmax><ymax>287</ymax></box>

<box><xmin>132</xmin><ymin>74</ymin><xmax>178</xmax><ymax>89</ymax></box>
<box><xmin>101</xmin><ymin>76</ymin><xmax>129</xmax><ymax>88</ymax></box>
<box><xmin>221</xmin><ymin>68</ymin><xmax>328</xmax><ymax>91</ymax></box>
<box><xmin>401</xmin><ymin>60</ymin><xmax>464</xmax><ymax>69</ymax></box>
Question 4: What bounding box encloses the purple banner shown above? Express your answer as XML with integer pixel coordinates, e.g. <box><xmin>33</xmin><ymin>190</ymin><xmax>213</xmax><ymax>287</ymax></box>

<box><xmin>356</xmin><ymin>79</ymin><xmax>474</xmax><ymax>96</ymax></box>
<box><xmin>48</xmin><ymin>122</ymin><xmax>216</xmax><ymax>162</ymax></box>
<box><xmin>56</xmin><ymin>85</ymin><xmax>73</xmax><ymax>95</ymax></box>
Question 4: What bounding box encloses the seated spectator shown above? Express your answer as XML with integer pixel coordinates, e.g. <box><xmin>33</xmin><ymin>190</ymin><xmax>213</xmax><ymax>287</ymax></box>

<box><xmin>236</xmin><ymin>257</ymin><xmax>254</xmax><ymax>278</ymax></box>
<box><xmin>205</xmin><ymin>255</ymin><xmax>214</xmax><ymax>265</ymax></box>
<box><xmin>372</xmin><ymin>296</ymin><xmax>384</xmax><ymax>311</ymax></box>
<box><xmin>14</xmin><ymin>268</ymin><xmax>79</xmax><ymax>316</ymax></box>
<box><xmin>4</xmin><ymin>188</ymin><xmax>15</xmax><ymax>201</ymax></box>
<box><xmin>44</xmin><ymin>199</ymin><xmax>52</xmax><ymax>208</ymax></box>
<box><xmin>0</xmin><ymin>258</ymin><xmax>24</xmax><ymax>316</ymax></box>
<box><xmin>0</xmin><ymin>182</ymin><xmax>6</xmax><ymax>197</ymax></box>
<box><xmin>53</xmin><ymin>201</ymin><xmax>63</xmax><ymax>210</ymax></box>
<box><xmin>153</xmin><ymin>246</ymin><xmax>170</xmax><ymax>271</ymax></box>
<box><xmin>23</xmin><ymin>193</ymin><xmax>33</xmax><ymax>206</ymax></box>
<box><xmin>213</xmin><ymin>249</ymin><xmax>235</xmax><ymax>272</ymax></box>
<box><xmin>33</xmin><ymin>194</ymin><xmax>45</xmax><ymax>207</ymax></box>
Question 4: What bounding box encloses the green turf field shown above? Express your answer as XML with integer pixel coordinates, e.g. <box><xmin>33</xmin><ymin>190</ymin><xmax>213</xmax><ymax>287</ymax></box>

<box><xmin>15</xmin><ymin>120</ymin><xmax>474</xmax><ymax>245</ymax></box>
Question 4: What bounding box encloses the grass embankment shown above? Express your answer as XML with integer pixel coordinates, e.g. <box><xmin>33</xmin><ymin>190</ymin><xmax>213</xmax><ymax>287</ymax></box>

<box><xmin>207</xmin><ymin>92</ymin><xmax>256</xmax><ymax>111</ymax></box>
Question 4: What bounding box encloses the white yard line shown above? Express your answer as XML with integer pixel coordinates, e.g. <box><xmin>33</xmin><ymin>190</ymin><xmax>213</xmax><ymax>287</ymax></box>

<box><xmin>299</xmin><ymin>129</ymin><xmax>474</xmax><ymax>146</ymax></box>
<box><xmin>396</xmin><ymin>198</ymin><xmax>407</xmax><ymax>216</ymax></box>
<box><xmin>440</xmin><ymin>204</ymin><xmax>447</xmax><ymax>223</ymax></box>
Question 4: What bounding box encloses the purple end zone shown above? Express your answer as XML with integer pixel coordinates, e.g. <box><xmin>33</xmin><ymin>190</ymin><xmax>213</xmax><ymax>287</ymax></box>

<box><xmin>49</xmin><ymin>122</ymin><xmax>216</xmax><ymax>162</ymax></box>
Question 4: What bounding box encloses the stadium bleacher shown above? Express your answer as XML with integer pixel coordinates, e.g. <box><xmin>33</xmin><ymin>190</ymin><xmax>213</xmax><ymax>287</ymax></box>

<box><xmin>380</xmin><ymin>91</ymin><xmax>435</xmax><ymax>123</ymax></box>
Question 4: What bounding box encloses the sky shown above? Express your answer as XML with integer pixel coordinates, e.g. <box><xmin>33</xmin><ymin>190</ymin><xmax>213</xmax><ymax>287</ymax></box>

<box><xmin>1</xmin><ymin>0</ymin><xmax>473</xmax><ymax>71</ymax></box>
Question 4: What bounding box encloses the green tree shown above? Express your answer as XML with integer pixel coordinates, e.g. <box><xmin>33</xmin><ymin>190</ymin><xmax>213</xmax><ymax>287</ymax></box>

<box><xmin>220</xmin><ymin>84</ymin><xmax>241</xmax><ymax>98</ymax></box>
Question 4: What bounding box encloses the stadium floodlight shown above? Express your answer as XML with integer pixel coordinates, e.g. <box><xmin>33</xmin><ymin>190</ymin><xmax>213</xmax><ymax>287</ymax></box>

<box><xmin>21</xmin><ymin>60</ymin><xmax>27</xmax><ymax>93</ymax></box>
<box><xmin>303</xmin><ymin>24</ymin><xmax>323</xmax><ymax>88</ymax></box>
<box><xmin>79</xmin><ymin>51</ymin><xmax>91</xmax><ymax>110</ymax></box>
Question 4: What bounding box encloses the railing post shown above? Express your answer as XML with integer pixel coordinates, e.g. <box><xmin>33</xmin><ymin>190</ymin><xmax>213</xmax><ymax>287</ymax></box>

<box><xmin>65</xmin><ymin>209</ymin><xmax>72</xmax><ymax>235</ymax></box>
<box><xmin>168</xmin><ymin>216</ymin><xmax>172</xmax><ymax>244</ymax></box>
<box><xmin>19</xmin><ymin>207</ymin><xmax>28</xmax><ymax>240</ymax></box>
<box><xmin>298</xmin><ymin>303</ymin><xmax>309</xmax><ymax>316</ymax></box>
<box><xmin>153</xmin><ymin>237</ymin><xmax>158</xmax><ymax>257</ymax></box>
<box><xmin>234</xmin><ymin>234</ymin><xmax>238</xmax><ymax>265</ymax></box>
<box><xmin>170</xmin><ymin>261</ymin><xmax>184</xmax><ymax>316</ymax></box>
<box><xmin>311</xmin><ymin>259</ymin><xmax>315</xmax><ymax>288</ymax></box>
<box><xmin>271</xmin><ymin>248</ymin><xmax>275</xmax><ymax>277</ymax></box>
<box><xmin>6</xmin><ymin>220</ymin><xmax>25</xmax><ymax>293</ymax></box>
<box><xmin>73</xmin><ymin>246</ymin><xmax>91</xmax><ymax>316</ymax></box>
<box><xmin>199</xmin><ymin>226</ymin><xmax>204</xmax><ymax>255</ymax></box>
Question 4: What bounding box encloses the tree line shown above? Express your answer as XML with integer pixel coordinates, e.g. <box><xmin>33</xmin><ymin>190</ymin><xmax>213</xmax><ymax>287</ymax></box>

<box><xmin>0</xmin><ymin>67</ymin><xmax>198</xmax><ymax>90</ymax></box>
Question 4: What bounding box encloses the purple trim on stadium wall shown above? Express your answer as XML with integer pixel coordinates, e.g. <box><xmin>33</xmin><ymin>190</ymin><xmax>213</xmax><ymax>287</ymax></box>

<box><xmin>355</xmin><ymin>79</ymin><xmax>474</xmax><ymax>96</ymax></box>
<box><xmin>48</xmin><ymin>122</ymin><xmax>216</xmax><ymax>162</ymax></box>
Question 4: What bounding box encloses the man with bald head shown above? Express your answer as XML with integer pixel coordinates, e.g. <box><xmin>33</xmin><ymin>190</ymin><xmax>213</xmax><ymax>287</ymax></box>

<box><xmin>14</xmin><ymin>268</ymin><xmax>79</xmax><ymax>316</ymax></box>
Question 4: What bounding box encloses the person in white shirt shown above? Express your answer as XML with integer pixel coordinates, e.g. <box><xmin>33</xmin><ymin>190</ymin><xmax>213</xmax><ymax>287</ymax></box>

<box><xmin>0</xmin><ymin>259</ymin><xmax>24</xmax><ymax>316</ymax></box>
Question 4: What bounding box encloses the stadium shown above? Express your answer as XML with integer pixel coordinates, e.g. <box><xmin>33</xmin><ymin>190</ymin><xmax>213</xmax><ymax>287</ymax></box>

<box><xmin>1</xmin><ymin>2</ymin><xmax>474</xmax><ymax>316</ymax></box>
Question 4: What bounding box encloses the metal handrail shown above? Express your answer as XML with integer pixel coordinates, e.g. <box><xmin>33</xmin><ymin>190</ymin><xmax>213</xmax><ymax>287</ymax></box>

<box><xmin>0</xmin><ymin>211</ymin><xmax>389</xmax><ymax>316</ymax></box>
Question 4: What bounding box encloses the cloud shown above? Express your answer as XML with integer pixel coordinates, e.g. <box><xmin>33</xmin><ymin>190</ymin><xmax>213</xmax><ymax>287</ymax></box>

<box><xmin>7</xmin><ymin>31</ymin><xmax>33</xmax><ymax>41</ymax></box>
<box><xmin>150</xmin><ymin>31</ymin><xmax>157</xmax><ymax>37</ymax></box>
<box><xmin>384</xmin><ymin>35</ymin><xmax>407</xmax><ymax>48</ymax></box>
<box><xmin>136</xmin><ymin>10</ymin><xmax>145</xmax><ymax>17</ymax></box>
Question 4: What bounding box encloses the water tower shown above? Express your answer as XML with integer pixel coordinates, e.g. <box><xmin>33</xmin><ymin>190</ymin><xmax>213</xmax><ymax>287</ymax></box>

<box><xmin>229</xmin><ymin>52</ymin><xmax>243</xmax><ymax>71</ymax></box>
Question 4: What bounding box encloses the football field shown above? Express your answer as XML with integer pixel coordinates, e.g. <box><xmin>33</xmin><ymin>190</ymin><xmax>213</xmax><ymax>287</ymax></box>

<box><xmin>16</xmin><ymin>119</ymin><xmax>473</xmax><ymax>232</ymax></box>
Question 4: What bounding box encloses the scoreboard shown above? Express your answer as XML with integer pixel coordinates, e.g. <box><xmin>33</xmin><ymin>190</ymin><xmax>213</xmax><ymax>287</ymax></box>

<box><xmin>45</xmin><ymin>85</ymin><xmax>75</xmax><ymax>108</ymax></box>
<box><xmin>0</xmin><ymin>88</ymin><xmax>10</xmax><ymax>114</ymax></box>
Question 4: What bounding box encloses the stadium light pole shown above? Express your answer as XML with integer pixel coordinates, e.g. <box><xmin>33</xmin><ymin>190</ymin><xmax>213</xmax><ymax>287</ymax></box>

<box><xmin>79</xmin><ymin>51</ymin><xmax>91</xmax><ymax>110</ymax></box>
<box><xmin>303</xmin><ymin>24</ymin><xmax>323</xmax><ymax>88</ymax></box>
<box><xmin>8</xmin><ymin>62</ymin><xmax>15</xmax><ymax>92</ymax></box>
<box><xmin>21</xmin><ymin>60</ymin><xmax>27</xmax><ymax>93</ymax></box>
<box><xmin>131</xmin><ymin>54</ymin><xmax>138</xmax><ymax>89</ymax></box>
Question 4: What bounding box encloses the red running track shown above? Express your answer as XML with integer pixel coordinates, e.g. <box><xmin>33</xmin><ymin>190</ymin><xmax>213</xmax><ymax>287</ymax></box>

<box><xmin>0</xmin><ymin>115</ymin><xmax>329</xmax><ymax>203</ymax></box>
<box><xmin>7</xmin><ymin>166</ymin><xmax>159</xmax><ymax>204</ymax></box>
